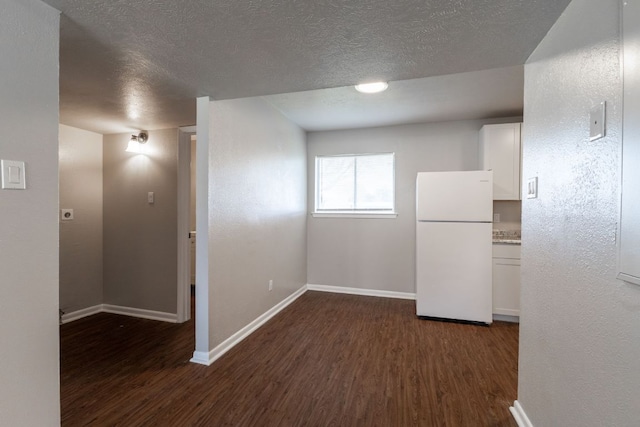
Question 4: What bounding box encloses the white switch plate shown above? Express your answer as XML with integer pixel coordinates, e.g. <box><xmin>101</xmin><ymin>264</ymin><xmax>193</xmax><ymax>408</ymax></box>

<box><xmin>590</xmin><ymin>101</ymin><xmax>606</xmax><ymax>141</ymax></box>
<box><xmin>148</xmin><ymin>192</ymin><xmax>154</xmax><ymax>204</ymax></box>
<box><xmin>1</xmin><ymin>159</ymin><xmax>26</xmax><ymax>190</ymax></box>
<box><xmin>526</xmin><ymin>177</ymin><xmax>538</xmax><ymax>199</ymax></box>
<box><xmin>493</xmin><ymin>213</ymin><xmax>501</xmax><ymax>223</ymax></box>
<box><xmin>61</xmin><ymin>209</ymin><xmax>74</xmax><ymax>221</ymax></box>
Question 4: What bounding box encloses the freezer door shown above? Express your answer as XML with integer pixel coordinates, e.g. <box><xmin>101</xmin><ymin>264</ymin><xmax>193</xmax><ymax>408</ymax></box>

<box><xmin>416</xmin><ymin>171</ymin><xmax>493</xmax><ymax>222</ymax></box>
<box><xmin>416</xmin><ymin>222</ymin><xmax>493</xmax><ymax>324</ymax></box>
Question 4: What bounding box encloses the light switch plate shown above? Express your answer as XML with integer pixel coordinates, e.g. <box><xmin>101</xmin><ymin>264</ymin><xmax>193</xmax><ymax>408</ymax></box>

<box><xmin>1</xmin><ymin>159</ymin><xmax>26</xmax><ymax>190</ymax></box>
<box><xmin>590</xmin><ymin>101</ymin><xmax>606</xmax><ymax>141</ymax></box>
<box><xmin>61</xmin><ymin>209</ymin><xmax>74</xmax><ymax>221</ymax></box>
<box><xmin>493</xmin><ymin>213</ymin><xmax>501</xmax><ymax>223</ymax></box>
<box><xmin>526</xmin><ymin>177</ymin><xmax>538</xmax><ymax>199</ymax></box>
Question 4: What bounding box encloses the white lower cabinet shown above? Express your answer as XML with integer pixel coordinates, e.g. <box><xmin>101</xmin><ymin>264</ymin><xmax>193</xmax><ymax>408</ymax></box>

<box><xmin>492</xmin><ymin>244</ymin><xmax>521</xmax><ymax>318</ymax></box>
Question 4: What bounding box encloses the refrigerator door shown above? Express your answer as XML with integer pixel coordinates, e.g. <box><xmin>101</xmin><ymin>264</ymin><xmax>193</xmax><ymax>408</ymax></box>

<box><xmin>416</xmin><ymin>221</ymin><xmax>493</xmax><ymax>324</ymax></box>
<box><xmin>416</xmin><ymin>171</ymin><xmax>493</xmax><ymax>222</ymax></box>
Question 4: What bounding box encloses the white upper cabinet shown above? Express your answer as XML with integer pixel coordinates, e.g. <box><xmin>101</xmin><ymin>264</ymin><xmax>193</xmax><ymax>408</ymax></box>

<box><xmin>479</xmin><ymin>123</ymin><xmax>522</xmax><ymax>200</ymax></box>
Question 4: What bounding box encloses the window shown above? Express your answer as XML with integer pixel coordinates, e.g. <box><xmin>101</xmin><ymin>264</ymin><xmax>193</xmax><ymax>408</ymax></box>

<box><xmin>315</xmin><ymin>153</ymin><xmax>395</xmax><ymax>217</ymax></box>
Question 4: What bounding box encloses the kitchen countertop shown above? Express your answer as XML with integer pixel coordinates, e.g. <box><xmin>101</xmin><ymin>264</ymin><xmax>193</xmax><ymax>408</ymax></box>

<box><xmin>492</xmin><ymin>230</ymin><xmax>521</xmax><ymax>245</ymax></box>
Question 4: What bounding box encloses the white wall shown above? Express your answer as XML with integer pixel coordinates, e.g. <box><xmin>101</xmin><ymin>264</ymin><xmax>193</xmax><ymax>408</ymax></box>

<box><xmin>518</xmin><ymin>0</ymin><xmax>640</xmax><ymax>425</ymax></box>
<box><xmin>59</xmin><ymin>124</ymin><xmax>104</xmax><ymax>313</ymax></box>
<box><xmin>204</xmin><ymin>97</ymin><xmax>307</xmax><ymax>348</ymax></box>
<box><xmin>307</xmin><ymin>118</ymin><xmax>520</xmax><ymax>293</ymax></box>
<box><xmin>0</xmin><ymin>0</ymin><xmax>61</xmax><ymax>424</ymax></box>
<box><xmin>103</xmin><ymin>129</ymin><xmax>179</xmax><ymax>314</ymax></box>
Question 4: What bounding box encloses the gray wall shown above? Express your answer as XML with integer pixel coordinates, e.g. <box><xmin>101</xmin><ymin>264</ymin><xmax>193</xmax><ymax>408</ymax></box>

<box><xmin>206</xmin><ymin>97</ymin><xmax>307</xmax><ymax>347</ymax></box>
<box><xmin>493</xmin><ymin>200</ymin><xmax>521</xmax><ymax>231</ymax></box>
<box><xmin>103</xmin><ymin>129</ymin><xmax>179</xmax><ymax>313</ymax></box>
<box><xmin>59</xmin><ymin>124</ymin><xmax>104</xmax><ymax>313</ymax></box>
<box><xmin>519</xmin><ymin>0</ymin><xmax>640</xmax><ymax>425</ymax></box>
<box><xmin>307</xmin><ymin>118</ymin><xmax>520</xmax><ymax>293</ymax></box>
<box><xmin>0</xmin><ymin>0</ymin><xmax>61</xmax><ymax>424</ymax></box>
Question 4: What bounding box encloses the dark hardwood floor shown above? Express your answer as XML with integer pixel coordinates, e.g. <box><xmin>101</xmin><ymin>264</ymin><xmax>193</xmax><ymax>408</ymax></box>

<box><xmin>60</xmin><ymin>291</ymin><xmax>519</xmax><ymax>426</ymax></box>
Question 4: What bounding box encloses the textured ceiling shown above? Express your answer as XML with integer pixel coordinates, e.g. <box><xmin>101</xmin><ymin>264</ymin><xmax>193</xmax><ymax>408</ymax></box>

<box><xmin>264</xmin><ymin>66</ymin><xmax>524</xmax><ymax>131</ymax></box>
<box><xmin>41</xmin><ymin>0</ymin><xmax>571</xmax><ymax>134</ymax></box>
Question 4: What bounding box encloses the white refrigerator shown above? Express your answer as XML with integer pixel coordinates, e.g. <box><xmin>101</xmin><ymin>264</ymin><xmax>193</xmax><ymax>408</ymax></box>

<box><xmin>416</xmin><ymin>170</ymin><xmax>493</xmax><ymax>325</ymax></box>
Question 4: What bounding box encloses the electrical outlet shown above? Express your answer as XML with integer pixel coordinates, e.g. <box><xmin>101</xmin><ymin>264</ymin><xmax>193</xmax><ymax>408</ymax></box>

<box><xmin>61</xmin><ymin>209</ymin><xmax>74</xmax><ymax>221</ymax></box>
<box><xmin>268</xmin><ymin>279</ymin><xmax>273</xmax><ymax>291</ymax></box>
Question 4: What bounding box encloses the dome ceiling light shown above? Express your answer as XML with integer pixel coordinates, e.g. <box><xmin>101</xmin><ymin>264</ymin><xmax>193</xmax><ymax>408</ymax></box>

<box><xmin>354</xmin><ymin>81</ymin><xmax>389</xmax><ymax>94</ymax></box>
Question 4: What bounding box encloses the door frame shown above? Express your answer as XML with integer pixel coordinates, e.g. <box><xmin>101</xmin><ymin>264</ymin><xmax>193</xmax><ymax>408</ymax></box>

<box><xmin>177</xmin><ymin>126</ymin><xmax>196</xmax><ymax>323</ymax></box>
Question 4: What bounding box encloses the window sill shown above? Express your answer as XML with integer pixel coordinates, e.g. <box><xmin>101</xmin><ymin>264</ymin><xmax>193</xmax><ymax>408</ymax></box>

<box><xmin>311</xmin><ymin>212</ymin><xmax>398</xmax><ymax>219</ymax></box>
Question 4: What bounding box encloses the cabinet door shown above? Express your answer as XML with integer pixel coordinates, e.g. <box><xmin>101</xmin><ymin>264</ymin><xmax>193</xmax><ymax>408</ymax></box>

<box><xmin>480</xmin><ymin>123</ymin><xmax>522</xmax><ymax>200</ymax></box>
<box><xmin>492</xmin><ymin>257</ymin><xmax>521</xmax><ymax>316</ymax></box>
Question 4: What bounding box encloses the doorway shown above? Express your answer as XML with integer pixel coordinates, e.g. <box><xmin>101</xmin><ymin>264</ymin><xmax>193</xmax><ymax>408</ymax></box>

<box><xmin>189</xmin><ymin>136</ymin><xmax>197</xmax><ymax>288</ymax></box>
<box><xmin>177</xmin><ymin>127</ymin><xmax>196</xmax><ymax>323</ymax></box>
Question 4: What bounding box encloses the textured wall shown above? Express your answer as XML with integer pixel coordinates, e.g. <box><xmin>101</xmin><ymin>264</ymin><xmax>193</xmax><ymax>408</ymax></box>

<box><xmin>59</xmin><ymin>124</ymin><xmax>103</xmax><ymax>313</ymax></box>
<box><xmin>0</xmin><ymin>0</ymin><xmax>61</xmax><ymax>424</ymax></box>
<box><xmin>307</xmin><ymin>118</ymin><xmax>520</xmax><ymax>293</ymax></box>
<box><xmin>206</xmin><ymin>98</ymin><xmax>307</xmax><ymax>347</ymax></box>
<box><xmin>519</xmin><ymin>0</ymin><xmax>640</xmax><ymax>425</ymax></box>
<box><xmin>103</xmin><ymin>129</ymin><xmax>178</xmax><ymax>314</ymax></box>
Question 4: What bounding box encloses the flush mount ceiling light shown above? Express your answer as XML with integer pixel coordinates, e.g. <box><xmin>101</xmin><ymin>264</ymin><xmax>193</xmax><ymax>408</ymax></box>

<box><xmin>125</xmin><ymin>131</ymin><xmax>148</xmax><ymax>153</ymax></box>
<box><xmin>354</xmin><ymin>81</ymin><xmax>389</xmax><ymax>94</ymax></box>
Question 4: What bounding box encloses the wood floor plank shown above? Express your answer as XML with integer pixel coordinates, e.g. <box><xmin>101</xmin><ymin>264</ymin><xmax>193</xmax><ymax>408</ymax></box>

<box><xmin>61</xmin><ymin>291</ymin><xmax>518</xmax><ymax>426</ymax></box>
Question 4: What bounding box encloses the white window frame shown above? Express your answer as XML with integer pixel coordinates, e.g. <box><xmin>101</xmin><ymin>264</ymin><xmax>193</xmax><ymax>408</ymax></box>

<box><xmin>313</xmin><ymin>153</ymin><xmax>397</xmax><ymax>219</ymax></box>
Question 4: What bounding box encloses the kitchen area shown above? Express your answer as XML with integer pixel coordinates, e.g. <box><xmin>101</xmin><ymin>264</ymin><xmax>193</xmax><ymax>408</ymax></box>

<box><xmin>482</xmin><ymin>122</ymin><xmax>522</xmax><ymax>323</ymax></box>
<box><xmin>415</xmin><ymin>122</ymin><xmax>523</xmax><ymax>325</ymax></box>
<box><xmin>307</xmin><ymin>116</ymin><xmax>525</xmax><ymax>322</ymax></box>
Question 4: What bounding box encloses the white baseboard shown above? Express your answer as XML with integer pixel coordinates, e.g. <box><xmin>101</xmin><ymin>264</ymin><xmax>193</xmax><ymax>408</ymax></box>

<box><xmin>510</xmin><ymin>400</ymin><xmax>534</xmax><ymax>427</ymax></box>
<box><xmin>306</xmin><ymin>284</ymin><xmax>416</xmax><ymax>300</ymax></box>
<box><xmin>60</xmin><ymin>304</ymin><xmax>177</xmax><ymax>324</ymax></box>
<box><xmin>190</xmin><ymin>351</ymin><xmax>211</xmax><ymax>365</ymax></box>
<box><xmin>493</xmin><ymin>314</ymin><xmax>520</xmax><ymax>323</ymax></box>
<box><xmin>61</xmin><ymin>305</ymin><xmax>103</xmax><ymax>324</ymax></box>
<box><xmin>102</xmin><ymin>304</ymin><xmax>177</xmax><ymax>323</ymax></box>
<box><xmin>190</xmin><ymin>285</ymin><xmax>307</xmax><ymax>366</ymax></box>
<box><xmin>494</xmin><ymin>308</ymin><xmax>520</xmax><ymax>317</ymax></box>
